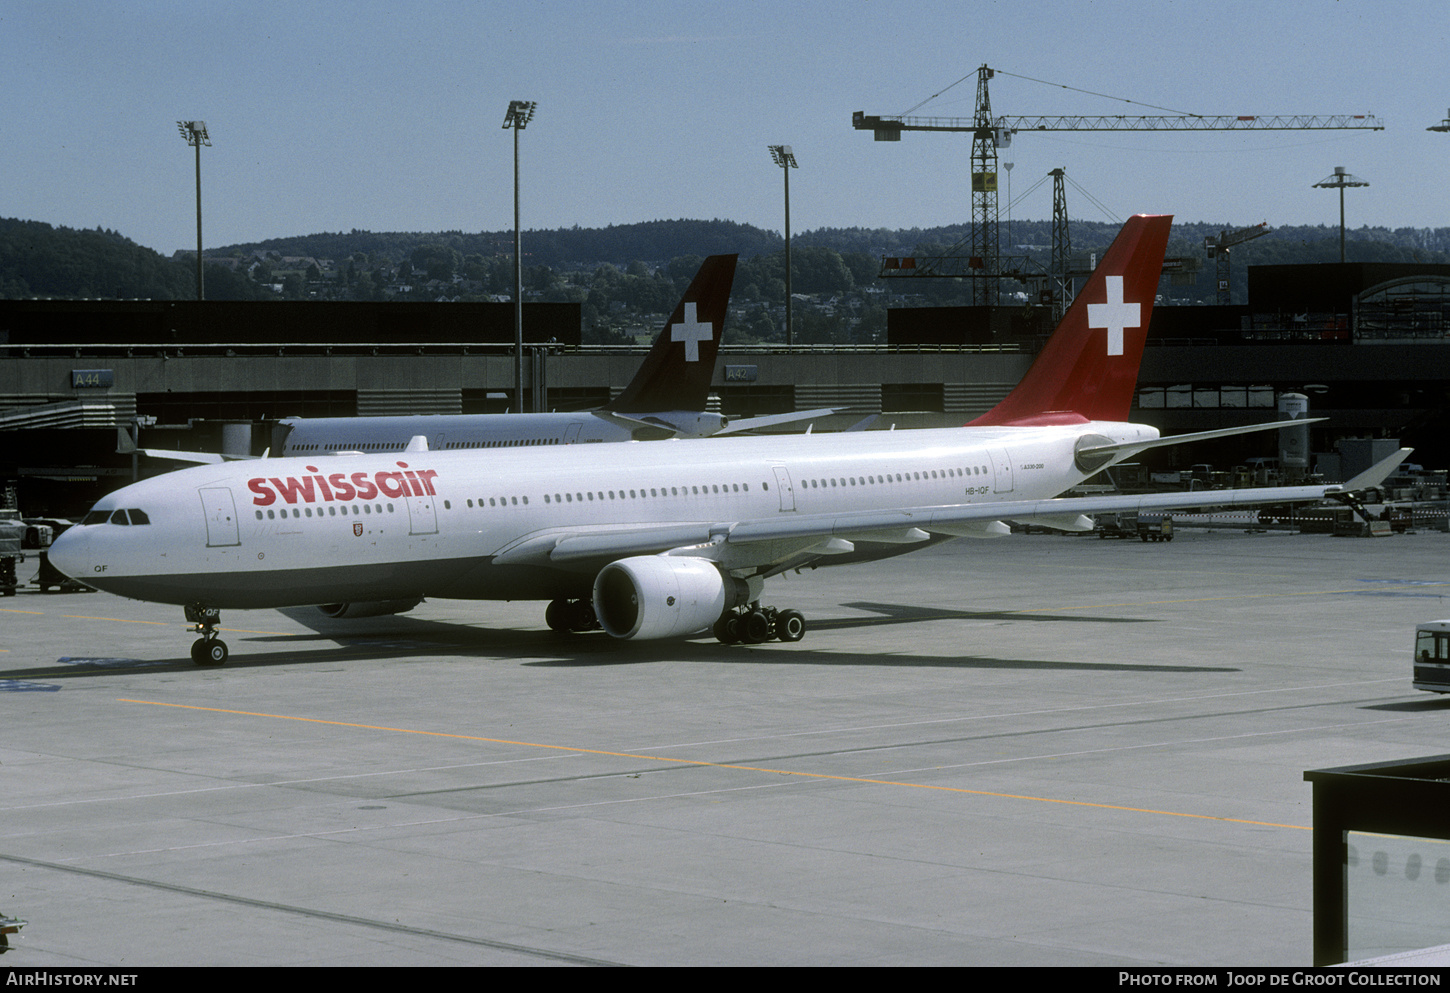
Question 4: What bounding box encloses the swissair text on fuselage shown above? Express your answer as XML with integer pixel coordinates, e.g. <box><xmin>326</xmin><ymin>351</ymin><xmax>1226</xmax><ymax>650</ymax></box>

<box><xmin>247</xmin><ymin>463</ymin><xmax>440</xmax><ymax>507</ymax></box>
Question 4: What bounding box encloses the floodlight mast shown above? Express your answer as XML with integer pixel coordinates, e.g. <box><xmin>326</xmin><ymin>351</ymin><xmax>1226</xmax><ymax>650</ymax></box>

<box><xmin>503</xmin><ymin>100</ymin><xmax>537</xmax><ymax>412</ymax></box>
<box><xmin>768</xmin><ymin>145</ymin><xmax>798</xmax><ymax>349</ymax></box>
<box><xmin>1312</xmin><ymin>165</ymin><xmax>1369</xmax><ymax>263</ymax></box>
<box><xmin>176</xmin><ymin>121</ymin><xmax>211</xmax><ymax>301</ymax></box>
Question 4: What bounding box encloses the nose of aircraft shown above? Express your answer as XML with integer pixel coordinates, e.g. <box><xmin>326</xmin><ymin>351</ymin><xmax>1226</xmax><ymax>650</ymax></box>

<box><xmin>47</xmin><ymin>525</ymin><xmax>89</xmax><ymax>582</ymax></box>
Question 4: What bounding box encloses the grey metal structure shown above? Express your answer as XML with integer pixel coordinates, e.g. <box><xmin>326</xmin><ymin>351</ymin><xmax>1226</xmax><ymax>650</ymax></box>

<box><xmin>503</xmin><ymin>100</ymin><xmax>538</xmax><ymax>412</ymax></box>
<box><xmin>1204</xmin><ymin>221</ymin><xmax>1271</xmax><ymax>304</ymax></box>
<box><xmin>1049</xmin><ymin>168</ymin><xmax>1071</xmax><ymax>321</ymax></box>
<box><xmin>768</xmin><ymin>145</ymin><xmax>798</xmax><ymax>349</ymax></box>
<box><xmin>175</xmin><ymin>121</ymin><xmax>210</xmax><ymax>302</ymax></box>
<box><xmin>969</xmin><ymin>66</ymin><xmax>1001</xmax><ymax>306</ymax></box>
<box><xmin>1313</xmin><ymin>166</ymin><xmax>1370</xmax><ymax>264</ymax></box>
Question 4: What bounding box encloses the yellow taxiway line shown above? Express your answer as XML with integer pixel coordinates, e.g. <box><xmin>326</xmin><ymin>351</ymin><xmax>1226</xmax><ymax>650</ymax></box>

<box><xmin>119</xmin><ymin>697</ymin><xmax>1311</xmax><ymax>832</ymax></box>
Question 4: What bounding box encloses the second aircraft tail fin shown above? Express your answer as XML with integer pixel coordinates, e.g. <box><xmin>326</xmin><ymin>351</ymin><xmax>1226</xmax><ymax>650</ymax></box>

<box><xmin>605</xmin><ymin>254</ymin><xmax>737</xmax><ymax>414</ymax></box>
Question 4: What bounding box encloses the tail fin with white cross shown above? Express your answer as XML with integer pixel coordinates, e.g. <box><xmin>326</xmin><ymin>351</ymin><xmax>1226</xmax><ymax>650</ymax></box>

<box><xmin>968</xmin><ymin>214</ymin><xmax>1172</xmax><ymax>426</ymax></box>
<box><xmin>604</xmin><ymin>254</ymin><xmax>737</xmax><ymax>414</ymax></box>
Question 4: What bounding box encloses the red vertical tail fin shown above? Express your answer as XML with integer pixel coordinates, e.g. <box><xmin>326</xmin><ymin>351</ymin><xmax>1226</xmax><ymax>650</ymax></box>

<box><xmin>969</xmin><ymin>214</ymin><xmax>1172</xmax><ymax>426</ymax></box>
<box><xmin>605</xmin><ymin>254</ymin><xmax>737</xmax><ymax>414</ymax></box>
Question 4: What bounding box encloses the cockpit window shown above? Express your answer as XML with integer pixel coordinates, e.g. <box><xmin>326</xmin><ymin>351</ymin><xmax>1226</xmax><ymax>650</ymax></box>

<box><xmin>83</xmin><ymin>508</ymin><xmax>151</xmax><ymax>526</ymax></box>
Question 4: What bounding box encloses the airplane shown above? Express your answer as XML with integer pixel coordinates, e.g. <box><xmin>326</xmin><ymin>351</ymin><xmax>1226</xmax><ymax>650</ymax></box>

<box><xmin>49</xmin><ymin>214</ymin><xmax>1409</xmax><ymax>665</ymax></box>
<box><xmin>132</xmin><ymin>254</ymin><xmax>843</xmax><ymax>464</ymax></box>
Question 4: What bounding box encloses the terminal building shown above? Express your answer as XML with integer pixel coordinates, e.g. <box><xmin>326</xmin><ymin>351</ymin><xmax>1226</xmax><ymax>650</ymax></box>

<box><xmin>3</xmin><ymin>260</ymin><xmax>1449</xmax><ymax>516</ymax></box>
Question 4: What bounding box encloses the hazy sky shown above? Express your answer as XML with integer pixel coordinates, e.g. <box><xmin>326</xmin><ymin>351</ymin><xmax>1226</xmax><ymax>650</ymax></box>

<box><xmin>4</xmin><ymin>0</ymin><xmax>1446</xmax><ymax>254</ymax></box>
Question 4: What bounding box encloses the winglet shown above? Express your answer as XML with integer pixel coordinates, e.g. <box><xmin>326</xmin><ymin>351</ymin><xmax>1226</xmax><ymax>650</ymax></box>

<box><xmin>605</xmin><ymin>255</ymin><xmax>737</xmax><ymax>414</ymax></box>
<box><xmin>1337</xmin><ymin>447</ymin><xmax>1414</xmax><ymax>492</ymax></box>
<box><xmin>969</xmin><ymin>214</ymin><xmax>1172</xmax><ymax>426</ymax></box>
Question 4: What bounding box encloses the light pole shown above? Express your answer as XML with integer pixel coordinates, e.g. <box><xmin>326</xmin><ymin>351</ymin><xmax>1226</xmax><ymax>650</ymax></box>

<box><xmin>1312</xmin><ymin>166</ymin><xmax>1368</xmax><ymax>263</ymax></box>
<box><xmin>176</xmin><ymin>121</ymin><xmax>210</xmax><ymax>300</ymax></box>
<box><xmin>503</xmin><ymin>100</ymin><xmax>537</xmax><ymax>412</ymax></box>
<box><xmin>768</xmin><ymin>145</ymin><xmax>797</xmax><ymax>350</ymax></box>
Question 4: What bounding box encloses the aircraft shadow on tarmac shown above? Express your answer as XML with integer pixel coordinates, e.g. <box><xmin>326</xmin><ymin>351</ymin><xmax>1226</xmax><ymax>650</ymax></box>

<box><xmin>823</xmin><ymin>601</ymin><xmax>1158</xmax><ymax>629</ymax></box>
<box><xmin>8</xmin><ymin>600</ymin><xmax>1229</xmax><ymax>682</ymax></box>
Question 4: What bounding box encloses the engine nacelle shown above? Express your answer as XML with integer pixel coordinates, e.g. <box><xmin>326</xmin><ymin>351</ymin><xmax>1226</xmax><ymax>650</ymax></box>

<box><xmin>316</xmin><ymin>598</ymin><xmax>422</xmax><ymax>619</ymax></box>
<box><xmin>593</xmin><ymin>556</ymin><xmax>749</xmax><ymax>640</ymax></box>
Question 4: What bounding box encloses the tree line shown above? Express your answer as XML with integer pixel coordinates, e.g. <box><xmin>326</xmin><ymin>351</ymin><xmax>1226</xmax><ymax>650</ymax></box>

<box><xmin>4</xmin><ymin>215</ymin><xmax>1448</xmax><ymax>331</ymax></box>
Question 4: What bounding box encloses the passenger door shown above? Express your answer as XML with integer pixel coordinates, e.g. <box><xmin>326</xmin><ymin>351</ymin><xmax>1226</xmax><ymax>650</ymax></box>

<box><xmin>772</xmin><ymin>466</ymin><xmax>796</xmax><ymax>511</ymax></box>
<box><xmin>199</xmin><ymin>487</ymin><xmax>240</xmax><ymax>547</ymax></box>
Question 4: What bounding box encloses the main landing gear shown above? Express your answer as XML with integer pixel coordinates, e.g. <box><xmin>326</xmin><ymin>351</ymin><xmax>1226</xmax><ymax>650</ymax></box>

<box><xmin>714</xmin><ymin>603</ymin><xmax>806</xmax><ymax>645</ymax></box>
<box><xmin>185</xmin><ymin>604</ymin><xmax>228</xmax><ymax>666</ymax></box>
<box><xmin>545</xmin><ymin>598</ymin><xmax>600</xmax><ymax>633</ymax></box>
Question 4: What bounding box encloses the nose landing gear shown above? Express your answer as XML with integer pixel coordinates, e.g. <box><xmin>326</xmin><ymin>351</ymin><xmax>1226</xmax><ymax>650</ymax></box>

<box><xmin>185</xmin><ymin>605</ymin><xmax>228</xmax><ymax>666</ymax></box>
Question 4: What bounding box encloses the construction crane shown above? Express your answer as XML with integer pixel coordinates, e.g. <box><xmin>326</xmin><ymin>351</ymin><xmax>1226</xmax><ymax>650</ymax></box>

<box><xmin>1204</xmin><ymin>221</ymin><xmax>1271</xmax><ymax>304</ymax></box>
<box><xmin>880</xmin><ymin>167</ymin><xmax>1093</xmax><ymax>323</ymax></box>
<box><xmin>854</xmin><ymin>64</ymin><xmax>1384</xmax><ymax>304</ymax></box>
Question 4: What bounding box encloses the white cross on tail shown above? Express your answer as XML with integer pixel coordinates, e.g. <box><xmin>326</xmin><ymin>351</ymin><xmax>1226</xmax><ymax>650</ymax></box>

<box><xmin>670</xmin><ymin>302</ymin><xmax>713</xmax><ymax>363</ymax></box>
<box><xmin>1087</xmin><ymin>275</ymin><xmax>1140</xmax><ymax>357</ymax></box>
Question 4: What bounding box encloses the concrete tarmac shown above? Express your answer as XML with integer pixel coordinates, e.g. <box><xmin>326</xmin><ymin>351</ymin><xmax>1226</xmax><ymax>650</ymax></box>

<box><xmin>4</xmin><ymin>527</ymin><xmax>1450</xmax><ymax>967</ymax></box>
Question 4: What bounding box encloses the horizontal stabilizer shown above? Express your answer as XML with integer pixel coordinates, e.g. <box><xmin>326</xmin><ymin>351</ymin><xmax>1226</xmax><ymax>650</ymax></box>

<box><xmin>713</xmin><ymin>408</ymin><xmax>849</xmax><ymax>435</ymax></box>
<box><xmin>136</xmin><ymin>448</ymin><xmax>227</xmax><ymax>464</ymax></box>
<box><xmin>1076</xmin><ymin>418</ymin><xmax>1329</xmax><ymax>464</ymax></box>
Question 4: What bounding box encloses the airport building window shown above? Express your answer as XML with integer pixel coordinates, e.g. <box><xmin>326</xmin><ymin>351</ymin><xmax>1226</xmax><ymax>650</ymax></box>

<box><xmin>1137</xmin><ymin>384</ymin><xmax>1275</xmax><ymax>409</ymax></box>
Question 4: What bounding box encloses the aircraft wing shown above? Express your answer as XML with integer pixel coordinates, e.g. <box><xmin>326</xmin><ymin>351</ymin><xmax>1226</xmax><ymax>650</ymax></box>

<box><xmin>712</xmin><ymin>408</ymin><xmax>850</xmax><ymax>435</ymax></box>
<box><xmin>505</xmin><ymin>447</ymin><xmax>1412</xmax><ymax>568</ymax></box>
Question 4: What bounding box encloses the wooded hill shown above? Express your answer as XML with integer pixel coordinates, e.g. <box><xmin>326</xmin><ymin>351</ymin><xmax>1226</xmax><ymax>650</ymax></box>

<box><xmin>4</xmin><ymin>214</ymin><xmax>1448</xmax><ymax>307</ymax></box>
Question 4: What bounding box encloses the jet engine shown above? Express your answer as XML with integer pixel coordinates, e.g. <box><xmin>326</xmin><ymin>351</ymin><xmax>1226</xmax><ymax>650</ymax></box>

<box><xmin>592</xmin><ymin>556</ymin><xmax>750</xmax><ymax>640</ymax></box>
<box><xmin>316</xmin><ymin>598</ymin><xmax>423</xmax><ymax>619</ymax></box>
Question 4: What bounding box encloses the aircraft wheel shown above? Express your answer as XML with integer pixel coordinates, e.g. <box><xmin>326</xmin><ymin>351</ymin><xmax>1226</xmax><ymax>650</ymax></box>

<box><xmin>714</xmin><ymin>613</ymin><xmax>741</xmax><ymax>644</ymax></box>
<box><xmin>743</xmin><ymin>610</ymin><xmax>771</xmax><ymax>644</ymax></box>
<box><xmin>545</xmin><ymin>599</ymin><xmax>570</xmax><ymax>632</ymax></box>
<box><xmin>568</xmin><ymin>600</ymin><xmax>598</xmax><ymax>632</ymax></box>
<box><xmin>710</xmin><ymin>611</ymin><xmax>736</xmax><ymax>643</ymax></box>
<box><xmin>776</xmin><ymin>609</ymin><xmax>806</xmax><ymax>643</ymax></box>
<box><xmin>192</xmin><ymin>638</ymin><xmax>228</xmax><ymax>667</ymax></box>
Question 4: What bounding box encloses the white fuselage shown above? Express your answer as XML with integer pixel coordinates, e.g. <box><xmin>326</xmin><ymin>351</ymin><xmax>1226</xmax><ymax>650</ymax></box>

<box><xmin>51</xmin><ymin>421</ymin><xmax>1157</xmax><ymax>610</ymax></box>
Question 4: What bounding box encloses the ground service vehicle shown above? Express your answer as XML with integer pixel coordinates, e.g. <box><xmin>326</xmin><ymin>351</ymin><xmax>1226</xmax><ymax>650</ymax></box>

<box><xmin>1413</xmin><ymin>620</ymin><xmax>1450</xmax><ymax>693</ymax></box>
